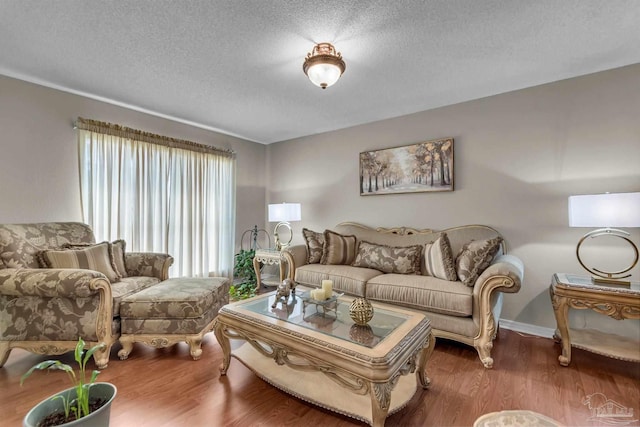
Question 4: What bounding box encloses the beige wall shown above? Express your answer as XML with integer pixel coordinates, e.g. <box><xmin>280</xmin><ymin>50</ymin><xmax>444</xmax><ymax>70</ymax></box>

<box><xmin>0</xmin><ymin>75</ymin><xmax>267</xmax><ymax>252</ymax></box>
<box><xmin>267</xmin><ymin>64</ymin><xmax>640</xmax><ymax>334</ymax></box>
<box><xmin>2</xmin><ymin>66</ymin><xmax>639</xmax><ymax>335</ymax></box>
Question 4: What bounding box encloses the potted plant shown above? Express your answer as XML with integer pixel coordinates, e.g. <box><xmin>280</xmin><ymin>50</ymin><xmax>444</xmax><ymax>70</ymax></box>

<box><xmin>21</xmin><ymin>338</ymin><xmax>117</xmax><ymax>427</ymax></box>
<box><xmin>230</xmin><ymin>248</ymin><xmax>257</xmax><ymax>300</ymax></box>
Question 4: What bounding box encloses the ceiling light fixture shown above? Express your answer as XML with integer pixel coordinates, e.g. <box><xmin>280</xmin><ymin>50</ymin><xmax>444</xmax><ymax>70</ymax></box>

<box><xmin>303</xmin><ymin>42</ymin><xmax>346</xmax><ymax>89</ymax></box>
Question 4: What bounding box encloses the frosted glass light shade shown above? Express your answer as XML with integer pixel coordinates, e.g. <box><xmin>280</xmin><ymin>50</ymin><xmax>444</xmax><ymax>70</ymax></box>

<box><xmin>568</xmin><ymin>192</ymin><xmax>640</xmax><ymax>228</ymax></box>
<box><xmin>268</xmin><ymin>203</ymin><xmax>302</xmax><ymax>222</ymax></box>
<box><xmin>306</xmin><ymin>63</ymin><xmax>342</xmax><ymax>89</ymax></box>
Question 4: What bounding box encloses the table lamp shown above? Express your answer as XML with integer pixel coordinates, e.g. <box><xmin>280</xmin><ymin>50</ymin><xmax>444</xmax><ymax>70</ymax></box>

<box><xmin>268</xmin><ymin>202</ymin><xmax>301</xmax><ymax>250</ymax></box>
<box><xmin>568</xmin><ymin>192</ymin><xmax>640</xmax><ymax>284</ymax></box>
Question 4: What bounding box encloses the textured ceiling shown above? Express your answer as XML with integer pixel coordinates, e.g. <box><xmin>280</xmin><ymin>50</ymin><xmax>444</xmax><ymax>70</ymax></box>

<box><xmin>1</xmin><ymin>1</ymin><xmax>639</xmax><ymax>144</ymax></box>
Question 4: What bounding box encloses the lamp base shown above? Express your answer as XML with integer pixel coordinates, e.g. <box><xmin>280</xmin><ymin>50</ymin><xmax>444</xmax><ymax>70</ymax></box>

<box><xmin>576</xmin><ymin>228</ymin><xmax>638</xmax><ymax>288</ymax></box>
<box><xmin>273</xmin><ymin>221</ymin><xmax>293</xmax><ymax>251</ymax></box>
<box><xmin>592</xmin><ymin>276</ymin><xmax>631</xmax><ymax>287</ymax></box>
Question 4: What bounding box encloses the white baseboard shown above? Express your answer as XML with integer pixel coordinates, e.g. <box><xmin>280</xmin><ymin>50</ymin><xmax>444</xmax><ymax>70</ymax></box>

<box><xmin>499</xmin><ymin>319</ymin><xmax>555</xmax><ymax>339</ymax></box>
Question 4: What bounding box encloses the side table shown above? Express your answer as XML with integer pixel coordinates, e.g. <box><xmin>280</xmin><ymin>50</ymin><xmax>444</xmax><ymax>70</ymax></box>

<box><xmin>253</xmin><ymin>248</ymin><xmax>294</xmax><ymax>291</ymax></box>
<box><xmin>549</xmin><ymin>273</ymin><xmax>640</xmax><ymax>366</ymax></box>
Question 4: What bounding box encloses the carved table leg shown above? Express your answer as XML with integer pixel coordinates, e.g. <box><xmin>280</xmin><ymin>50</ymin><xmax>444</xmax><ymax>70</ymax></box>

<box><xmin>550</xmin><ymin>287</ymin><xmax>571</xmax><ymax>366</ymax></box>
<box><xmin>417</xmin><ymin>333</ymin><xmax>436</xmax><ymax>389</ymax></box>
<box><xmin>214</xmin><ymin>320</ymin><xmax>231</xmax><ymax>375</ymax></box>
<box><xmin>370</xmin><ymin>381</ymin><xmax>392</xmax><ymax>427</ymax></box>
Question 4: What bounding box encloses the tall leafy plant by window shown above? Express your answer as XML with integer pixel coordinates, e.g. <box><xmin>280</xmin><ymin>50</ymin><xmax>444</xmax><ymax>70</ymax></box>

<box><xmin>76</xmin><ymin>118</ymin><xmax>236</xmax><ymax>278</ymax></box>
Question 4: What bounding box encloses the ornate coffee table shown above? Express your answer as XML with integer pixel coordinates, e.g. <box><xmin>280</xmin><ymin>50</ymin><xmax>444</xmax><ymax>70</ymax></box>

<box><xmin>214</xmin><ymin>290</ymin><xmax>434</xmax><ymax>427</ymax></box>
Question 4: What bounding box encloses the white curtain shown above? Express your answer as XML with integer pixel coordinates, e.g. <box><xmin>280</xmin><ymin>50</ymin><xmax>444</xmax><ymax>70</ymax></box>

<box><xmin>77</xmin><ymin>119</ymin><xmax>236</xmax><ymax>278</ymax></box>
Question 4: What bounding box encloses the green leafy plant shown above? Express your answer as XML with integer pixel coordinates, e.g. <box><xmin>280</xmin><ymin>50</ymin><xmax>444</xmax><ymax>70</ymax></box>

<box><xmin>21</xmin><ymin>338</ymin><xmax>106</xmax><ymax>422</ymax></box>
<box><xmin>231</xmin><ymin>248</ymin><xmax>257</xmax><ymax>300</ymax></box>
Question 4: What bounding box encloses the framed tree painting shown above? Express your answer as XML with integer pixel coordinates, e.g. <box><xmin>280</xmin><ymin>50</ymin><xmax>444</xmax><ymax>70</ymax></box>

<box><xmin>359</xmin><ymin>137</ymin><xmax>454</xmax><ymax>195</ymax></box>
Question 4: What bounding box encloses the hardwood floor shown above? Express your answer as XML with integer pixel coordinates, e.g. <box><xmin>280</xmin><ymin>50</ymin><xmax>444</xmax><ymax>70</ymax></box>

<box><xmin>1</xmin><ymin>329</ymin><xmax>638</xmax><ymax>427</ymax></box>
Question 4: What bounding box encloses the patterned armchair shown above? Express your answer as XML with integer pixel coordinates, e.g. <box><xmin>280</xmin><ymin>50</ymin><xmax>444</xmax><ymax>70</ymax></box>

<box><xmin>0</xmin><ymin>222</ymin><xmax>173</xmax><ymax>368</ymax></box>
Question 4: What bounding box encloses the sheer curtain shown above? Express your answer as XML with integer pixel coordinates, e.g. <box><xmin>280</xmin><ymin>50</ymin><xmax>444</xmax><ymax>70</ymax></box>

<box><xmin>77</xmin><ymin>118</ymin><xmax>236</xmax><ymax>278</ymax></box>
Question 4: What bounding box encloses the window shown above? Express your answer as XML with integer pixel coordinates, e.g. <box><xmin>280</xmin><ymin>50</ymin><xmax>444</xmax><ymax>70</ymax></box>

<box><xmin>76</xmin><ymin>117</ymin><xmax>236</xmax><ymax>278</ymax></box>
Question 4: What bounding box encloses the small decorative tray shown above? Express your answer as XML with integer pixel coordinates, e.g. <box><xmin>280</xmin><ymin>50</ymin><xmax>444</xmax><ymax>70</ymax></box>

<box><xmin>299</xmin><ymin>290</ymin><xmax>344</xmax><ymax>305</ymax></box>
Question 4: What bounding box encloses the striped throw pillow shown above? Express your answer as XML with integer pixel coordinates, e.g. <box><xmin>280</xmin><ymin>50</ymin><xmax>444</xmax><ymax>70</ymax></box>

<box><xmin>321</xmin><ymin>230</ymin><xmax>357</xmax><ymax>265</ymax></box>
<box><xmin>424</xmin><ymin>233</ymin><xmax>457</xmax><ymax>281</ymax></box>
<box><xmin>63</xmin><ymin>239</ymin><xmax>128</xmax><ymax>278</ymax></box>
<box><xmin>40</xmin><ymin>242</ymin><xmax>121</xmax><ymax>283</ymax></box>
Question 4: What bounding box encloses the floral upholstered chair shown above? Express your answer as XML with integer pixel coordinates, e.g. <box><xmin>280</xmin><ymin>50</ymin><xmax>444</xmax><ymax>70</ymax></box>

<box><xmin>0</xmin><ymin>222</ymin><xmax>173</xmax><ymax>368</ymax></box>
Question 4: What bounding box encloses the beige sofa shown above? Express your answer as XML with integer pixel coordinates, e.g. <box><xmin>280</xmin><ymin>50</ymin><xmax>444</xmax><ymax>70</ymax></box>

<box><xmin>284</xmin><ymin>222</ymin><xmax>524</xmax><ymax>368</ymax></box>
<box><xmin>0</xmin><ymin>222</ymin><xmax>173</xmax><ymax>368</ymax></box>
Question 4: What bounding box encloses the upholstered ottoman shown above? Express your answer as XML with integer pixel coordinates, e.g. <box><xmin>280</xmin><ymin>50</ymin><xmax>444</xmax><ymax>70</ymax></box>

<box><xmin>117</xmin><ymin>277</ymin><xmax>229</xmax><ymax>360</ymax></box>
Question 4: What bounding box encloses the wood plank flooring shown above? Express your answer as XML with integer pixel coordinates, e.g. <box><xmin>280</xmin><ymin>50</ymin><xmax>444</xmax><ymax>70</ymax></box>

<box><xmin>1</xmin><ymin>329</ymin><xmax>638</xmax><ymax>427</ymax></box>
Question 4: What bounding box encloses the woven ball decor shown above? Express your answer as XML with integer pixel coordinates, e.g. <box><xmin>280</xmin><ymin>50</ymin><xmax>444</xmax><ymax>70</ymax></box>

<box><xmin>349</xmin><ymin>298</ymin><xmax>374</xmax><ymax>325</ymax></box>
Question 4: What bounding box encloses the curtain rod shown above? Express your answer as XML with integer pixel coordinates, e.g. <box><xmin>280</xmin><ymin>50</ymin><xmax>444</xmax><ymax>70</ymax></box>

<box><xmin>74</xmin><ymin>117</ymin><xmax>236</xmax><ymax>158</ymax></box>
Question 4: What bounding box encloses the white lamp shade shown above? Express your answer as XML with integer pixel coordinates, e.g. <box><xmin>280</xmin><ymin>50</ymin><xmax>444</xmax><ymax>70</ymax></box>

<box><xmin>568</xmin><ymin>192</ymin><xmax>640</xmax><ymax>228</ymax></box>
<box><xmin>268</xmin><ymin>203</ymin><xmax>301</xmax><ymax>222</ymax></box>
<box><xmin>306</xmin><ymin>63</ymin><xmax>342</xmax><ymax>88</ymax></box>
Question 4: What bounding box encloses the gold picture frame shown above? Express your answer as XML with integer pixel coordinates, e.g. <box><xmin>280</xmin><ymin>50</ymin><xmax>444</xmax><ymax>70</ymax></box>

<box><xmin>359</xmin><ymin>137</ymin><xmax>454</xmax><ymax>195</ymax></box>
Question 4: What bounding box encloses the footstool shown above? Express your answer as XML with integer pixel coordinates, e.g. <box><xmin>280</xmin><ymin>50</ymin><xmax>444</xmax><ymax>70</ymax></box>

<box><xmin>117</xmin><ymin>277</ymin><xmax>229</xmax><ymax>360</ymax></box>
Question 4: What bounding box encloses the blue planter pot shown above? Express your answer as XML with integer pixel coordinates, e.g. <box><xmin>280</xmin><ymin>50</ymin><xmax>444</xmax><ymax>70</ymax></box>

<box><xmin>23</xmin><ymin>382</ymin><xmax>117</xmax><ymax>427</ymax></box>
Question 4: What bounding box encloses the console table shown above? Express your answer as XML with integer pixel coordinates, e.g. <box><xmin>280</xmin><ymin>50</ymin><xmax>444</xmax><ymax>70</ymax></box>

<box><xmin>253</xmin><ymin>248</ymin><xmax>294</xmax><ymax>290</ymax></box>
<box><xmin>549</xmin><ymin>273</ymin><xmax>640</xmax><ymax>366</ymax></box>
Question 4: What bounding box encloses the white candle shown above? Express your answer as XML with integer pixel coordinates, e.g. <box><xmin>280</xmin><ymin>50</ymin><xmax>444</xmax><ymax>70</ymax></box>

<box><xmin>322</xmin><ymin>280</ymin><xmax>333</xmax><ymax>299</ymax></box>
<box><xmin>311</xmin><ymin>289</ymin><xmax>325</xmax><ymax>301</ymax></box>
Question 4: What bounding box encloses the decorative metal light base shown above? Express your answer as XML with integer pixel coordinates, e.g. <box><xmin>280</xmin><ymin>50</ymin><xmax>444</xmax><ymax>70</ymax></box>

<box><xmin>273</xmin><ymin>221</ymin><xmax>293</xmax><ymax>251</ymax></box>
<box><xmin>349</xmin><ymin>298</ymin><xmax>374</xmax><ymax>325</ymax></box>
<box><xmin>576</xmin><ymin>228</ymin><xmax>639</xmax><ymax>286</ymax></box>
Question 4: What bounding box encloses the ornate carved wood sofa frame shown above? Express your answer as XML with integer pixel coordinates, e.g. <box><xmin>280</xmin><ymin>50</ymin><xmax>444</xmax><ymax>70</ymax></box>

<box><xmin>284</xmin><ymin>222</ymin><xmax>524</xmax><ymax>368</ymax></box>
<box><xmin>0</xmin><ymin>222</ymin><xmax>172</xmax><ymax>368</ymax></box>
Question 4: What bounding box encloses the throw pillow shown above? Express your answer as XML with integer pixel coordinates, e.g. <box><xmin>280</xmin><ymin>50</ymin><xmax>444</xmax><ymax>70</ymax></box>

<box><xmin>352</xmin><ymin>241</ymin><xmax>422</xmax><ymax>274</ymax></box>
<box><xmin>302</xmin><ymin>228</ymin><xmax>324</xmax><ymax>264</ymax></box>
<box><xmin>423</xmin><ymin>233</ymin><xmax>457</xmax><ymax>281</ymax></box>
<box><xmin>456</xmin><ymin>237</ymin><xmax>503</xmax><ymax>287</ymax></box>
<box><xmin>63</xmin><ymin>239</ymin><xmax>128</xmax><ymax>278</ymax></box>
<box><xmin>111</xmin><ymin>240</ymin><xmax>128</xmax><ymax>278</ymax></box>
<box><xmin>321</xmin><ymin>230</ymin><xmax>357</xmax><ymax>265</ymax></box>
<box><xmin>39</xmin><ymin>242</ymin><xmax>121</xmax><ymax>283</ymax></box>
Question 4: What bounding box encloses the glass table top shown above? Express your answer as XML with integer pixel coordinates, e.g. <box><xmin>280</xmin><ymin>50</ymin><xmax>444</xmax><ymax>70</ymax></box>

<box><xmin>236</xmin><ymin>292</ymin><xmax>409</xmax><ymax>349</ymax></box>
<box><xmin>556</xmin><ymin>273</ymin><xmax>640</xmax><ymax>293</ymax></box>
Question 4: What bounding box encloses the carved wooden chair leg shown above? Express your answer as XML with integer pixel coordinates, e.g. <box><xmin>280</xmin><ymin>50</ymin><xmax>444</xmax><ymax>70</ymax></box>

<box><xmin>93</xmin><ymin>343</ymin><xmax>111</xmax><ymax>369</ymax></box>
<box><xmin>118</xmin><ymin>336</ymin><xmax>135</xmax><ymax>360</ymax></box>
<box><xmin>187</xmin><ymin>337</ymin><xmax>204</xmax><ymax>360</ymax></box>
<box><xmin>0</xmin><ymin>342</ymin><xmax>10</xmax><ymax>367</ymax></box>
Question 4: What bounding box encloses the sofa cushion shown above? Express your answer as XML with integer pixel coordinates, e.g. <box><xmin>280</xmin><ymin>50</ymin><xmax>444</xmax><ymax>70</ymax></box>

<box><xmin>302</xmin><ymin>228</ymin><xmax>324</xmax><ymax>264</ymax></box>
<box><xmin>39</xmin><ymin>242</ymin><xmax>121</xmax><ymax>283</ymax></box>
<box><xmin>366</xmin><ymin>274</ymin><xmax>472</xmax><ymax>317</ymax></box>
<box><xmin>295</xmin><ymin>264</ymin><xmax>383</xmax><ymax>297</ymax></box>
<box><xmin>111</xmin><ymin>276</ymin><xmax>162</xmax><ymax>316</ymax></box>
<box><xmin>119</xmin><ymin>277</ymin><xmax>228</xmax><ymax>319</ymax></box>
<box><xmin>321</xmin><ymin>230</ymin><xmax>357</xmax><ymax>265</ymax></box>
<box><xmin>456</xmin><ymin>237</ymin><xmax>503</xmax><ymax>286</ymax></box>
<box><xmin>424</xmin><ymin>233</ymin><xmax>457</xmax><ymax>281</ymax></box>
<box><xmin>352</xmin><ymin>241</ymin><xmax>422</xmax><ymax>274</ymax></box>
